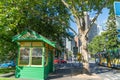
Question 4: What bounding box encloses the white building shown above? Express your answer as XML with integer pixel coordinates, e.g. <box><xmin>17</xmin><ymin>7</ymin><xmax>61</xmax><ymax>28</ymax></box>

<box><xmin>61</xmin><ymin>32</ymin><xmax>76</xmax><ymax>60</ymax></box>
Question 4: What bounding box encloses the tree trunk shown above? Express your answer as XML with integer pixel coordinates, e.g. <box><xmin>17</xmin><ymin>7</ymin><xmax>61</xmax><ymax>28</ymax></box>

<box><xmin>80</xmin><ymin>34</ymin><xmax>90</xmax><ymax>74</ymax></box>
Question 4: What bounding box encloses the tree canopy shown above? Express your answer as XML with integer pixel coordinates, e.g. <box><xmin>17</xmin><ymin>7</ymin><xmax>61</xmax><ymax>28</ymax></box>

<box><xmin>61</xmin><ymin>0</ymin><xmax>117</xmax><ymax>73</ymax></box>
<box><xmin>88</xmin><ymin>13</ymin><xmax>119</xmax><ymax>55</ymax></box>
<box><xmin>0</xmin><ymin>0</ymin><xmax>119</xmax><ymax>73</ymax></box>
<box><xmin>0</xmin><ymin>0</ymin><xmax>73</xmax><ymax>61</ymax></box>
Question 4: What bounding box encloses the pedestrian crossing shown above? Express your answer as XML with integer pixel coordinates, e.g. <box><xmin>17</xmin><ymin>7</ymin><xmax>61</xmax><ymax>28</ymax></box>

<box><xmin>92</xmin><ymin>65</ymin><xmax>120</xmax><ymax>80</ymax></box>
<box><xmin>101</xmin><ymin>73</ymin><xmax>120</xmax><ymax>80</ymax></box>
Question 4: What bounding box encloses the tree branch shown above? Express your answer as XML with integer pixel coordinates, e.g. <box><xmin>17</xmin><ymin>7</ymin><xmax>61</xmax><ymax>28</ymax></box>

<box><xmin>68</xmin><ymin>26</ymin><xmax>77</xmax><ymax>35</ymax></box>
<box><xmin>61</xmin><ymin>0</ymin><xmax>71</xmax><ymax>10</ymax></box>
<box><xmin>61</xmin><ymin>0</ymin><xmax>80</xmax><ymax>25</ymax></box>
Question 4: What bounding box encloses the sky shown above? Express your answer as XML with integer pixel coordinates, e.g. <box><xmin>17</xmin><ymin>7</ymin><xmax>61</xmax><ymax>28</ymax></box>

<box><xmin>70</xmin><ymin>8</ymin><xmax>110</xmax><ymax>34</ymax></box>
<box><xmin>96</xmin><ymin>8</ymin><xmax>110</xmax><ymax>26</ymax></box>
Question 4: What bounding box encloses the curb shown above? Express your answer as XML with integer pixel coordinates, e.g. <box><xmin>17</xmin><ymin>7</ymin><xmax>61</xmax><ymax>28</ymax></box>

<box><xmin>0</xmin><ymin>72</ymin><xmax>15</xmax><ymax>77</ymax></box>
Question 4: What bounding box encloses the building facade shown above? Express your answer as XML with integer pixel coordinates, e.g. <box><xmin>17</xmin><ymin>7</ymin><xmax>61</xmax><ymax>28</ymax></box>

<box><xmin>88</xmin><ymin>23</ymin><xmax>98</xmax><ymax>42</ymax></box>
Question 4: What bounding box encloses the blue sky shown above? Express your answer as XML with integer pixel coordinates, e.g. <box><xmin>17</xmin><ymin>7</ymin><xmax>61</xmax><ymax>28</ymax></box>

<box><xmin>70</xmin><ymin>8</ymin><xmax>110</xmax><ymax>34</ymax></box>
<box><xmin>96</xmin><ymin>8</ymin><xmax>109</xmax><ymax>26</ymax></box>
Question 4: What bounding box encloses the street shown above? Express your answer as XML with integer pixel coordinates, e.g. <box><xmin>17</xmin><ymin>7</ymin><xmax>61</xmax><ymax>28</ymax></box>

<box><xmin>90</xmin><ymin>60</ymin><xmax>120</xmax><ymax>80</ymax></box>
<box><xmin>0</xmin><ymin>60</ymin><xmax>120</xmax><ymax>80</ymax></box>
<box><xmin>48</xmin><ymin>60</ymin><xmax>120</xmax><ymax>80</ymax></box>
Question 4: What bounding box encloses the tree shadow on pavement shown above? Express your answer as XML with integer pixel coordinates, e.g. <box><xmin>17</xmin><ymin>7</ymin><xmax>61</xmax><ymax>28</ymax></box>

<box><xmin>48</xmin><ymin>63</ymin><xmax>88</xmax><ymax>80</ymax></box>
<box><xmin>90</xmin><ymin>63</ymin><xmax>113</xmax><ymax>74</ymax></box>
<box><xmin>47</xmin><ymin>68</ymin><xmax>71</xmax><ymax>80</ymax></box>
<box><xmin>48</xmin><ymin>62</ymin><xmax>119</xmax><ymax>80</ymax></box>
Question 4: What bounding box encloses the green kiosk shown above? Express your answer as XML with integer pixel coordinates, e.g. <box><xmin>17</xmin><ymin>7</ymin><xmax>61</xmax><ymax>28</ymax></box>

<box><xmin>12</xmin><ymin>30</ymin><xmax>56</xmax><ymax>80</ymax></box>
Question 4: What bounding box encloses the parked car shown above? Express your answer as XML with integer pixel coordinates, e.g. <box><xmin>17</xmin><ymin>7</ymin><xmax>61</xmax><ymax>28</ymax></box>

<box><xmin>0</xmin><ymin>61</ymin><xmax>15</xmax><ymax>68</ymax></box>
<box><xmin>54</xmin><ymin>59</ymin><xmax>59</xmax><ymax>64</ymax></box>
<box><xmin>54</xmin><ymin>58</ymin><xmax>67</xmax><ymax>64</ymax></box>
<box><xmin>60</xmin><ymin>59</ymin><xmax>67</xmax><ymax>63</ymax></box>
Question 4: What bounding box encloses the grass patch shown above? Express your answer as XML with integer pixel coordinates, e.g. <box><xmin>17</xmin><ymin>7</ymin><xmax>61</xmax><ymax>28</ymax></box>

<box><xmin>0</xmin><ymin>67</ymin><xmax>15</xmax><ymax>74</ymax></box>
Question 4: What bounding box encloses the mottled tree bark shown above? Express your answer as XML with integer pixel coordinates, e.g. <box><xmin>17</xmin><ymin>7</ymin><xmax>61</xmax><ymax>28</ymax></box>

<box><xmin>61</xmin><ymin>0</ymin><xmax>108</xmax><ymax>74</ymax></box>
<box><xmin>80</xmin><ymin>34</ymin><xmax>90</xmax><ymax>74</ymax></box>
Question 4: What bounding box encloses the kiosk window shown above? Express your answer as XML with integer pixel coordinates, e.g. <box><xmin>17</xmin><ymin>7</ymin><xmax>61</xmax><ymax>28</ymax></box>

<box><xmin>19</xmin><ymin>48</ymin><xmax>30</xmax><ymax>65</ymax></box>
<box><xmin>32</xmin><ymin>48</ymin><xmax>42</xmax><ymax>65</ymax></box>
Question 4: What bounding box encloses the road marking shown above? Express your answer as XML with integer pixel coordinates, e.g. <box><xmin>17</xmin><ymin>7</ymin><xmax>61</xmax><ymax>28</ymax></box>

<box><xmin>115</xmin><ymin>74</ymin><xmax>120</xmax><ymax>77</ymax></box>
<box><xmin>111</xmin><ymin>76</ymin><xmax>119</xmax><ymax>80</ymax></box>
<box><xmin>104</xmin><ymin>78</ymin><xmax>110</xmax><ymax>80</ymax></box>
<box><xmin>104</xmin><ymin>74</ymin><xmax>119</xmax><ymax>80</ymax></box>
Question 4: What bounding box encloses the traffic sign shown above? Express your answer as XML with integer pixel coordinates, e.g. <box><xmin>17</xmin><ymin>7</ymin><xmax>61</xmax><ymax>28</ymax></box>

<box><xmin>114</xmin><ymin>2</ymin><xmax>120</xmax><ymax>16</ymax></box>
<box><xmin>114</xmin><ymin>2</ymin><xmax>120</xmax><ymax>32</ymax></box>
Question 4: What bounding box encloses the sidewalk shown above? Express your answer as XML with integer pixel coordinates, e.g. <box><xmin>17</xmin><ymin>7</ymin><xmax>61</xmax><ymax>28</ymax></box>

<box><xmin>2</xmin><ymin>61</ymin><xmax>119</xmax><ymax>80</ymax></box>
<box><xmin>48</xmin><ymin>63</ymin><xmax>102</xmax><ymax>80</ymax></box>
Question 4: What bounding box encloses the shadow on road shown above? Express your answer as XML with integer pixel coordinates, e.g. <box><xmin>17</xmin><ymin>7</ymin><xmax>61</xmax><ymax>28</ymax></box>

<box><xmin>90</xmin><ymin>62</ymin><xmax>120</xmax><ymax>74</ymax></box>
<box><xmin>48</xmin><ymin>62</ymin><xmax>96</xmax><ymax>80</ymax></box>
<box><xmin>48</xmin><ymin>62</ymin><xmax>120</xmax><ymax>80</ymax></box>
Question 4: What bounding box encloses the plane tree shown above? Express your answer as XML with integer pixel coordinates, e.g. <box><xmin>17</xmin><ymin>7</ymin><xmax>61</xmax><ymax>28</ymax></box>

<box><xmin>61</xmin><ymin>0</ymin><xmax>117</xmax><ymax>74</ymax></box>
<box><xmin>0</xmin><ymin>0</ymin><xmax>118</xmax><ymax>74</ymax></box>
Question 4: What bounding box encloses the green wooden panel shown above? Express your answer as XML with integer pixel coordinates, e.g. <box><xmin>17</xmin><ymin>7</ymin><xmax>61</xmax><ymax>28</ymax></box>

<box><xmin>48</xmin><ymin>51</ymin><xmax>53</xmax><ymax>73</ymax></box>
<box><xmin>44</xmin><ymin>51</ymin><xmax>54</xmax><ymax>79</ymax></box>
<box><xmin>44</xmin><ymin>65</ymin><xmax>49</xmax><ymax>79</ymax></box>
<box><xmin>15</xmin><ymin>66</ymin><xmax>45</xmax><ymax>80</ymax></box>
<box><xmin>49</xmin><ymin>53</ymin><xmax>53</xmax><ymax>73</ymax></box>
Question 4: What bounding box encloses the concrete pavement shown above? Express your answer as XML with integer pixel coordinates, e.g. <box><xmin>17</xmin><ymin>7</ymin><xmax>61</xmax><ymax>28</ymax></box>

<box><xmin>48</xmin><ymin>60</ymin><xmax>120</xmax><ymax>80</ymax></box>
<box><xmin>48</xmin><ymin>62</ymin><xmax>101</xmax><ymax>80</ymax></box>
<box><xmin>0</xmin><ymin>60</ymin><xmax>120</xmax><ymax>80</ymax></box>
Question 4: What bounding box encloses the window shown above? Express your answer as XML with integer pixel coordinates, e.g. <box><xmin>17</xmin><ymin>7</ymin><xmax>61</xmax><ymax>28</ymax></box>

<box><xmin>19</xmin><ymin>48</ymin><xmax>30</xmax><ymax>65</ymax></box>
<box><xmin>19</xmin><ymin>47</ymin><xmax>43</xmax><ymax>66</ymax></box>
<box><xmin>32</xmin><ymin>48</ymin><xmax>42</xmax><ymax>65</ymax></box>
<box><xmin>18</xmin><ymin>42</ymin><xmax>44</xmax><ymax>66</ymax></box>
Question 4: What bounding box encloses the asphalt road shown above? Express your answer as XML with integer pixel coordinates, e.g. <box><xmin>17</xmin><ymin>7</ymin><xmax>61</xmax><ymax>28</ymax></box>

<box><xmin>0</xmin><ymin>60</ymin><xmax>120</xmax><ymax>80</ymax></box>
<box><xmin>48</xmin><ymin>60</ymin><xmax>120</xmax><ymax>80</ymax></box>
<box><xmin>90</xmin><ymin>60</ymin><xmax>120</xmax><ymax>80</ymax></box>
